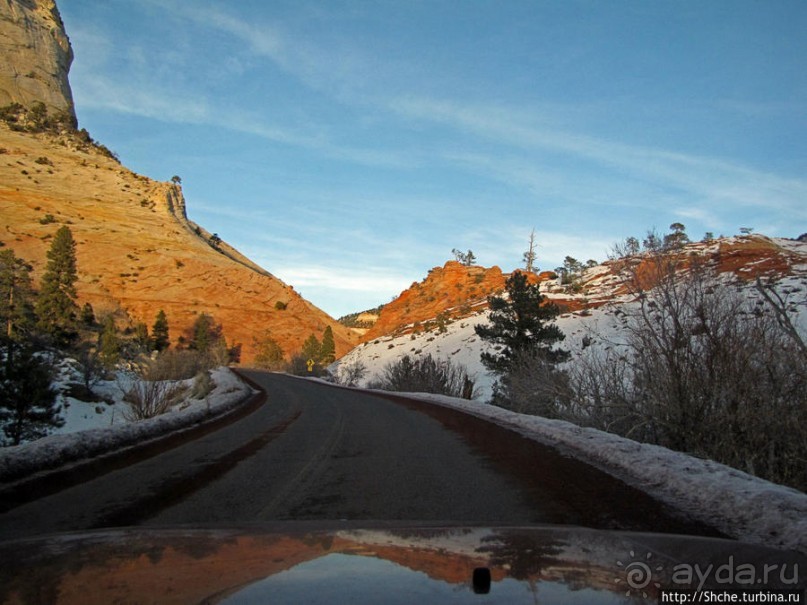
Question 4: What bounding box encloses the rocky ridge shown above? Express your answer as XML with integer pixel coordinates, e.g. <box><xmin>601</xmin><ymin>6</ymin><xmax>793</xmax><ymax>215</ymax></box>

<box><xmin>0</xmin><ymin>0</ymin><xmax>75</xmax><ymax>120</ymax></box>
<box><xmin>0</xmin><ymin>124</ymin><xmax>359</xmax><ymax>361</ymax></box>
<box><xmin>360</xmin><ymin>235</ymin><xmax>806</xmax><ymax>343</ymax></box>
<box><xmin>362</xmin><ymin>261</ymin><xmax>509</xmax><ymax>340</ymax></box>
<box><xmin>335</xmin><ymin>235</ymin><xmax>807</xmax><ymax>401</ymax></box>
<box><xmin>0</xmin><ymin>0</ymin><xmax>358</xmax><ymax>362</ymax></box>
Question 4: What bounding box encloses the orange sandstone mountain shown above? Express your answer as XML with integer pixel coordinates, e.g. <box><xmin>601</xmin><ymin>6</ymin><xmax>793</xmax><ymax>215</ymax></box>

<box><xmin>360</xmin><ymin>235</ymin><xmax>806</xmax><ymax>343</ymax></box>
<box><xmin>0</xmin><ymin>124</ymin><xmax>358</xmax><ymax>361</ymax></box>
<box><xmin>0</xmin><ymin>0</ymin><xmax>357</xmax><ymax>362</ymax></box>
<box><xmin>0</xmin><ymin>0</ymin><xmax>75</xmax><ymax>119</ymax></box>
<box><xmin>363</xmin><ymin>261</ymin><xmax>509</xmax><ymax>340</ymax></box>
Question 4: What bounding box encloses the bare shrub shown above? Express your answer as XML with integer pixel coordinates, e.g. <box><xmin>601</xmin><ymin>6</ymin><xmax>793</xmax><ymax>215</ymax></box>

<box><xmin>143</xmin><ymin>349</ymin><xmax>209</xmax><ymax>381</ymax></box>
<box><xmin>375</xmin><ymin>354</ymin><xmax>477</xmax><ymax>399</ymax></box>
<box><xmin>76</xmin><ymin>345</ymin><xmax>103</xmax><ymax>392</ymax></box>
<box><xmin>122</xmin><ymin>379</ymin><xmax>184</xmax><ymax>421</ymax></box>
<box><xmin>332</xmin><ymin>359</ymin><xmax>367</xmax><ymax>387</ymax></box>
<box><xmin>561</xmin><ymin>255</ymin><xmax>807</xmax><ymax>491</ymax></box>
<box><xmin>491</xmin><ymin>348</ymin><xmax>571</xmax><ymax>415</ymax></box>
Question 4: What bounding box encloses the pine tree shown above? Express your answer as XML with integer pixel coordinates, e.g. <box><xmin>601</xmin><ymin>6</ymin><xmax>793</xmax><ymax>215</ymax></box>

<box><xmin>301</xmin><ymin>333</ymin><xmax>321</xmax><ymax>362</ymax></box>
<box><xmin>0</xmin><ymin>249</ymin><xmax>35</xmax><ymax>344</ymax></box>
<box><xmin>133</xmin><ymin>322</ymin><xmax>149</xmax><ymax>350</ymax></box>
<box><xmin>97</xmin><ymin>315</ymin><xmax>120</xmax><ymax>369</ymax></box>
<box><xmin>0</xmin><ymin>343</ymin><xmax>62</xmax><ymax>445</ymax></box>
<box><xmin>253</xmin><ymin>330</ymin><xmax>285</xmax><ymax>369</ymax></box>
<box><xmin>189</xmin><ymin>313</ymin><xmax>222</xmax><ymax>353</ymax></box>
<box><xmin>664</xmin><ymin>222</ymin><xmax>690</xmax><ymax>250</ymax></box>
<box><xmin>36</xmin><ymin>226</ymin><xmax>79</xmax><ymax>346</ymax></box>
<box><xmin>475</xmin><ymin>271</ymin><xmax>568</xmax><ymax>375</ymax></box>
<box><xmin>320</xmin><ymin>326</ymin><xmax>336</xmax><ymax>364</ymax></box>
<box><xmin>152</xmin><ymin>309</ymin><xmax>170</xmax><ymax>352</ymax></box>
<box><xmin>452</xmin><ymin>249</ymin><xmax>477</xmax><ymax>266</ymax></box>
<box><xmin>80</xmin><ymin>302</ymin><xmax>96</xmax><ymax>326</ymax></box>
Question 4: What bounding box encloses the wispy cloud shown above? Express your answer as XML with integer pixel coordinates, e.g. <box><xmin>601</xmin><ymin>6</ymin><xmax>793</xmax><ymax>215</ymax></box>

<box><xmin>74</xmin><ymin>74</ymin><xmax>210</xmax><ymax>123</ymax></box>
<box><xmin>162</xmin><ymin>1</ymin><xmax>374</xmax><ymax>101</ymax></box>
<box><xmin>274</xmin><ymin>266</ymin><xmax>410</xmax><ymax>294</ymax></box>
<box><xmin>389</xmin><ymin>97</ymin><xmax>807</xmax><ymax>219</ymax></box>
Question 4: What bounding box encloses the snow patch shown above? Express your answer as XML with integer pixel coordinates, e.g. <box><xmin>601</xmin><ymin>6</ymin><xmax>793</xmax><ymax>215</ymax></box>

<box><xmin>382</xmin><ymin>390</ymin><xmax>807</xmax><ymax>554</ymax></box>
<box><xmin>0</xmin><ymin>368</ymin><xmax>256</xmax><ymax>482</ymax></box>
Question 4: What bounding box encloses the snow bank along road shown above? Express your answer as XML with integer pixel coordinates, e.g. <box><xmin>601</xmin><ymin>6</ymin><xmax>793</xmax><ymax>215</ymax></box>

<box><xmin>0</xmin><ymin>371</ymin><xmax>717</xmax><ymax>539</ymax></box>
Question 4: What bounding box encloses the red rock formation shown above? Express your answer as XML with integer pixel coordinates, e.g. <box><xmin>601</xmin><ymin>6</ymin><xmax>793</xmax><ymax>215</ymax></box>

<box><xmin>363</xmin><ymin>261</ymin><xmax>507</xmax><ymax>340</ymax></box>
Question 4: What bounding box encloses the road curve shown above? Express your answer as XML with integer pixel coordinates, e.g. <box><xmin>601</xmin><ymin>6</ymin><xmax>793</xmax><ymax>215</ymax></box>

<box><xmin>0</xmin><ymin>371</ymin><xmax>716</xmax><ymax>539</ymax></box>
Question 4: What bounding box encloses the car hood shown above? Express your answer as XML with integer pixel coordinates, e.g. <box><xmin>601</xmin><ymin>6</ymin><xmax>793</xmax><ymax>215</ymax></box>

<box><xmin>0</xmin><ymin>524</ymin><xmax>804</xmax><ymax>604</ymax></box>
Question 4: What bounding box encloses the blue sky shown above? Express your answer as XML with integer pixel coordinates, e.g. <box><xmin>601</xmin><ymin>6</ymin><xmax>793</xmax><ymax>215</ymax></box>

<box><xmin>58</xmin><ymin>1</ymin><xmax>807</xmax><ymax>318</ymax></box>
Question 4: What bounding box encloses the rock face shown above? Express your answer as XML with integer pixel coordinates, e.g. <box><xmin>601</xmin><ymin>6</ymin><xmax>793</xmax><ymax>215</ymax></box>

<box><xmin>0</xmin><ymin>0</ymin><xmax>75</xmax><ymax>120</ymax></box>
<box><xmin>0</xmin><ymin>0</ymin><xmax>359</xmax><ymax>362</ymax></box>
<box><xmin>0</xmin><ymin>125</ymin><xmax>359</xmax><ymax>361</ymax></box>
<box><xmin>363</xmin><ymin>261</ymin><xmax>508</xmax><ymax>340</ymax></box>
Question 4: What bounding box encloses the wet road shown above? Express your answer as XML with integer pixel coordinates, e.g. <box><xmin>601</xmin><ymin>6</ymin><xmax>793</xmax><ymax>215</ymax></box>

<box><xmin>0</xmin><ymin>371</ymin><xmax>716</xmax><ymax>539</ymax></box>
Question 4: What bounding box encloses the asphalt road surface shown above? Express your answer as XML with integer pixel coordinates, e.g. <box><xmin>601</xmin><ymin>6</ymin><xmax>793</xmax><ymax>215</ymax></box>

<box><xmin>0</xmin><ymin>371</ymin><xmax>717</xmax><ymax>539</ymax></box>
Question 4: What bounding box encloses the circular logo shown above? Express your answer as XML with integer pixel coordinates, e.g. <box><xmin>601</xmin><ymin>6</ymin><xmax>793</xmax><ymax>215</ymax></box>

<box><xmin>625</xmin><ymin>561</ymin><xmax>653</xmax><ymax>589</ymax></box>
<box><xmin>616</xmin><ymin>551</ymin><xmax>663</xmax><ymax>597</ymax></box>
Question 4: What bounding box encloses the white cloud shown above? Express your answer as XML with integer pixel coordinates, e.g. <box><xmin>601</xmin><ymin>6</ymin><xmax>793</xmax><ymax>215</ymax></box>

<box><xmin>389</xmin><ymin>96</ymin><xmax>807</xmax><ymax>220</ymax></box>
<box><xmin>275</xmin><ymin>266</ymin><xmax>410</xmax><ymax>294</ymax></box>
<box><xmin>74</xmin><ymin>74</ymin><xmax>210</xmax><ymax>123</ymax></box>
<box><xmin>269</xmin><ymin>266</ymin><xmax>413</xmax><ymax>317</ymax></box>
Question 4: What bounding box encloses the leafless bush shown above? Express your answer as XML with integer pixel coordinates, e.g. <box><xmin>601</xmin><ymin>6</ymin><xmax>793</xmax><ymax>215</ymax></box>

<box><xmin>122</xmin><ymin>379</ymin><xmax>185</xmax><ymax>421</ymax></box>
<box><xmin>560</xmin><ymin>256</ymin><xmax>807</xmax><ymax>491</ymax></box>
<box><xmin>491</xmin><ymin>348</ymin><xmax>572</xmax><ymax>415</ymax></box>
<box><xmin>374</xmin><ymin>354</ymin><xmax>477</xmax><ymax>399</ymax></box>
<box><xmin>76</xmin><ymin>345</ymin><xmax>103</xmax><ymax>392</ymax></box>
<box><xmin>142</xmin><ymin>349</ymin><xmax>210</xmax><ymax>381</ymax></box>
<box><xmin>333</xmin><ymin>359</ymin><xmax>367</xmax><ymax>387</ymax></box>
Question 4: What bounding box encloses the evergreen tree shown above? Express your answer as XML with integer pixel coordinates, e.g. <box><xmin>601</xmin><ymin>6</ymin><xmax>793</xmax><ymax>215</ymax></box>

<box><xmin>133</xmin><ymin>322</ymin><xmax>149</xmax><ymax>350</ymax></box>
<box><xmin>0</xmin><ymin>343</ymin><xmax>62</xmax><ymax>445</ymax></box>
<box><xmin>35</xmin><ymin>226</ymin><xmax>79</xmax><ymax>346</ymax></box>
<box><xmin>97</xmin><ymin>315</ymin><xmax>120</xmax><ymax>369</ymax></box>
<box><xmin>452</xmin><ymin>249</ymin><xmax>477</xmax><ymax>266</ymax></box>
<box><xmin>189</xmin><ymin>313</ymin><xmax>222</xmax><ymax>353</ymax></box>
<box><xmin>664</xmin><ymin>222</ymin><xmax>690</xmax><ymax>250</ymax></box>
<box><xmin>301</xmin><ymin>333</ymin><xmax>321</xmax><ymax>362</ymax></box>
<box><xmin>253</xmin><ymin>330</ymin><xmax>285</xmax><ymax>369</ymax></box>
<box><xmin>555</xmin><ymin>256</ymin><xmax>584</xmax><ymax>285</ymax></box>
<box><xmin>0</xmin><ymin>249</ymin><xmax>35</xmax><ymax>343</ymax></box>
<box><xmin>152</xmin><ymin>309</ymin><xmax>170</xmax><ymax>352</ymax></box>
<box><xmin>475</xmin><ymin>271</ymin><xmax>568</xmax><ymax>375</ymax></box>
<box><xmin>320</xmin><ymin>326</ymin><xmax>336</xmax><ymax>363</ymax></box>
<box><xmin>80</xmin><ymin>302</ymin><xmax>96</xmax><ymax>326</ymax></box>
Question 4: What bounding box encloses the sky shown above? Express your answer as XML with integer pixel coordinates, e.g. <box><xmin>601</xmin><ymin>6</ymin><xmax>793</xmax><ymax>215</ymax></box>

<box><xmin>57</xmin><ymin>1</ymin><xmax>807</xmax><ymax>318</ymax></box>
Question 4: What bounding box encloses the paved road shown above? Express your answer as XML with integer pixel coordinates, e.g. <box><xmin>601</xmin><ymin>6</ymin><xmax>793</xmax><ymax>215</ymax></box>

<box><xmin>0</xmin><ymin>371</ymin><xmax>716</xmax><ymax>539</ymax></box>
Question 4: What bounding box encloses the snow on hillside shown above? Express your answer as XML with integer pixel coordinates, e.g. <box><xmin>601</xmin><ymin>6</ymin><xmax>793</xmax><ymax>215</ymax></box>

<box><xmin>332</xmin><ymin>236</ymin><xmax>807</xmax><ymax>399</ymax></box>
<box><xmin>331</xmin><ymin>294</ymin><xmax>638</xmax><ymax>401</ymax></box>
<box><xmin>329</xmin><ymin>236</ymin><xmax>807</xmax><ymax>553</ymax></box>
<box><xmin>0</xmin><ymin>367</ymin><xmax>256</xmax><ymax>482</ymax></box>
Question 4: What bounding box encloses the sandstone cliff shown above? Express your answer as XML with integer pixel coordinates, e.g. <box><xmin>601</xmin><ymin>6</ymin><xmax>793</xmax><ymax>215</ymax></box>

<box><xmin>359</xmin><ymin>234</ymin><xmax>805</xmax><ymax>343</ymax></box>
<box><xmin>363</xmin><ymin>261</ymin><xmax>508</xmax><ymax>340</ymax></box>
<box><xmin>0</xmin><ymin>124</ymin><xmax>359</xmax><ymax>361</ymax></box>
<box><xmin>0</xmin><ymin>0</ymin><xmax>75</xmax><ymax>120</ymax></box>
<box><xmin>0</xmin><ymin>0</ymin><xmax>359</xmax><ymax>362</ymax></box>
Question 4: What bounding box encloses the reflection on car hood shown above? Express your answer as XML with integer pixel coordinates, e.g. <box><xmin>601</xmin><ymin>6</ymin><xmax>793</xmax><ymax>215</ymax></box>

<box><xmin>0</xmin><ymin>524</ymin><xmax>803</xmax><ymax>604</ymax></box>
